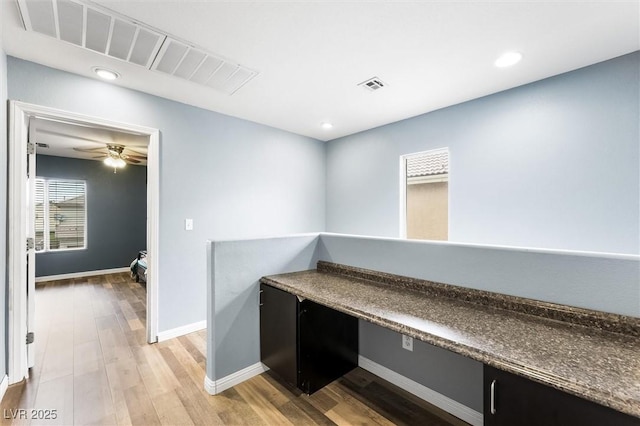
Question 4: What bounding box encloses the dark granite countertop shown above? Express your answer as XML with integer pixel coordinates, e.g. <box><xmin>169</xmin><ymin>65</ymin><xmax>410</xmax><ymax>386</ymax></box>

<box><xmin>260</xmin><ymin>261</ymin><xmax>640</xmax><ymax>419</ymax></box>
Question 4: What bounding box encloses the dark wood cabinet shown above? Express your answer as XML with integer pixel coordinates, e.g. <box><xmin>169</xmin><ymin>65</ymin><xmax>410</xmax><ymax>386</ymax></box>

<box><xmin>259</xmin><ymin>283</ymin><xmax>358</xmax><ymax>394</ymax></box>
<box><xmin>484</xmin><ymin>364</ymin><xmax>640</xmax><ymax>426</ymax></box>
<box><xmin>259</xmin><ymin>282</ymin><xmax>298</xmax><ymax>387</ymax></box>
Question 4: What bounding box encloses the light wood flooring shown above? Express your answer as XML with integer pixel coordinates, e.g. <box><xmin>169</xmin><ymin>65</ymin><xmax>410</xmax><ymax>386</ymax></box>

<box><xmin>1</xmin><ymin>273</ymin><xmax>468</xmax><ymax>426</ymax></box>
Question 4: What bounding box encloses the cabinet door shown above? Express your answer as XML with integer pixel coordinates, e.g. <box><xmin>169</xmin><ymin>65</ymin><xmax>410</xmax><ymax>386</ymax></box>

<box><xmin>299</xmin><ymin>299</ymin><xmax>358</xmax><ymax>394</ymax></box>
<box><xmin>484</xmin><ymin>365</ymin><xmax>640</xmax><ymax>426</ymax></box>
<box><xmin>259</xmin><ymin>284</ymin><xmax>298</xmax><ymax>388</ymax></box>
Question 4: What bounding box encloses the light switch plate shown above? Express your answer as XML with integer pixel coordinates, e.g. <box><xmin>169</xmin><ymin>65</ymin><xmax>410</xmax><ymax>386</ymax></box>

<box><xmin>185</xmin><ymin>218</ymin><xmax>193</xmax><ymax>231</ymax></box>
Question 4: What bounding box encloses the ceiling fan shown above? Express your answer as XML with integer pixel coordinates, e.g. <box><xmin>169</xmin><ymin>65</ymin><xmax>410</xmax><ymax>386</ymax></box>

<box><xmin>73</xmin><ymin>144</ymin><xmax>147</xmax><ymax>172</ymax></box>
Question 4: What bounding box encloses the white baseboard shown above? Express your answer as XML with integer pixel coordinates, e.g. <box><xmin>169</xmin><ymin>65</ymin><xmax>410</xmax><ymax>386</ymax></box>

<box><xmin>35</xmin><ymin>267</ymin><xmax>130</xmax><ymax>283</ymax></box>
<box><xmin>0</xmin><ymin>375</ymin><xmax>9</xmax><ymax>403</ymax></box>
<box><xmin>358</xmin><ymin>356</ymin><xmax>483</xmax><ymax>426</ymax></box>
<box><xmin>204</xmin><ymin>362</ymin><xmax>269</xmax><ymax>395</ymax></box>
<box><xmin>157</xmin><ymin>320</ymin><xmax>207</xmax><ymax>342</ymax></box>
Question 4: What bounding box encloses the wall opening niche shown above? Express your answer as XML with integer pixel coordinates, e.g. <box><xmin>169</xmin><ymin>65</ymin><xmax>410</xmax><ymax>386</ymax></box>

<box><xmin>401</xmin><ymin>148</ymin><xmax>449</xmax><ymax>241</ymax></box>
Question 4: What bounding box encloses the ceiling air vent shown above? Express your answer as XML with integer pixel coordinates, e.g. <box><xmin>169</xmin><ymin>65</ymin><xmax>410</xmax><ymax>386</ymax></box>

<box><xmin>16</xmin><ymin>0</ymin><xmax>258</xmax><ymax>95</ymax></box>
<box><xmin>18</xmin><ymin>0</ymin><xmax>164</xmax><ymax>68</ymax></box>
<box><xmin>359</xmin><ymin>77</ymin><xmax>386</xmax><ymax>91</ymax></box>
<box><xmin>151</xmin><ymin>39</ymin><xmax>258</xmax><ymax>95</ymax></box>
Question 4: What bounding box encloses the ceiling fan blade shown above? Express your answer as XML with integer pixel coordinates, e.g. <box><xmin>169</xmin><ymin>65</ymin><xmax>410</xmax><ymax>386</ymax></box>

<box><xmin>125</xmin><ymin>158</ymin><xmax>142</xmax><ymax>164</ymax></box>
<box><xmin>124</xmin><ymin>154</ymin><xmax>147</xmax><ymax>160</ymax></box>
<box><xmin>92</xmin><ymin>155</ymin><xmax>108</xmax><ymax>159</ymax></box>
<box><xmin>74</xmin><ymin>146</ymin><xmax>107</xmax><ymax>153</ymax></box>
<box><xmin>125</xmin><ymin>148</ymin><xmax>147</xmax><ymax>156</ymax></box>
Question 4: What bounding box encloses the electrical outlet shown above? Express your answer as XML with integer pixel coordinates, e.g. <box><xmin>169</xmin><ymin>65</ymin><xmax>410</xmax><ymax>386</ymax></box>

<box><xmin>402</xmin><ymin>335</ymin><xmax>413</xmax><ymax>351</ymax></box>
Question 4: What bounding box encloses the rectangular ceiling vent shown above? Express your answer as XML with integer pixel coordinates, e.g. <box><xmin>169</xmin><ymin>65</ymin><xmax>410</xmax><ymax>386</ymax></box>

<box><xmin>151</xmin><ymin>39</ymin><xmax>258</xmax><ymax>95</ymax></box>
<box><xmin>16</xmin><ymin>0</ymin><xmax>258</xmax><ymax>95</ymax></box>
<box><xmin>358</xmin><ymin>77</ymin><xmax>386</xmax><ymax>92</ymax></box>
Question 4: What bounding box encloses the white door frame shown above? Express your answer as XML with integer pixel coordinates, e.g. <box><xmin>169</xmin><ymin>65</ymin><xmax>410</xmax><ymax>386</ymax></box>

<box><xmin>8</xmin><ymin>101</ymin><xmax>160</xmax><ymax>384</ymax></box>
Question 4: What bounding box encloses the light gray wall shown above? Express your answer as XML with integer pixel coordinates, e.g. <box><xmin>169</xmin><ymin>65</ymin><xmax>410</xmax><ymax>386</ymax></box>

<box><xmin>326</xmin><ymin>52</ymin><xmax>640</xmax><ymax>255</ymax></box>
<box><xmin>322</xmin><ymin>54</ymin><xmax>640</xmax><ymax>417</ymax></box>
<box><xmin>8</xmin><ymin>57</ymin><xmax>326</xmax><ymax>332</ymax></box>
<box><xmin>0</xmin><ymin>17</ymin><xmax>8</xmax><ymax>378</ymax></box>
<box><xmin>359</xmin><ymin>321</ymin><xmax>482</xmax><ymax>411</ymax></box>
<box><xmin>207</xmin><ymin>234</ymin><xmax>321</xmax><ymax>380</ymax></box>
<box><xmin>35</xmin><ymin>155</ymin><xmax>147</xmax><ymax>277</ymax></box>
<box><xmin>207</xmin><ymin>233</ymin><xmax>638</xmax><ymax>413</ymax></box>
<box><xmin>318</xmin><ymin>234</ymin><xmax>640</xmax><ymax>317</ymax></box>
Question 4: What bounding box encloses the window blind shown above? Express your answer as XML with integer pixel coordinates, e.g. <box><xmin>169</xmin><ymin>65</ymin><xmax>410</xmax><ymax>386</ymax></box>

<box><xmin>34</xmin><ymin>178</ymin><xmax>46</xmax><ymax>252</ymax></box>
<box><xmin>35</xmin><ymin>178</ymin><xmax>87</xmax><ymax>252</ymax></box>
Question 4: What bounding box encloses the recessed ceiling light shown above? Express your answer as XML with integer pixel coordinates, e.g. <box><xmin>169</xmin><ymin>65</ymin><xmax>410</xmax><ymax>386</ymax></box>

<box><xmin>93</xmin><ymin>67</ymin><xmax>120</xmax><ymax>80</ymax></box>
<box><xmin>494</xmin><ymin>51</ymin><xmax>523</xmax><ymax>68</ymax></box>
<box><xmin>321</xmin><ymin>122</ymin><xmax>333</xmax><ymax>130</ymax></box>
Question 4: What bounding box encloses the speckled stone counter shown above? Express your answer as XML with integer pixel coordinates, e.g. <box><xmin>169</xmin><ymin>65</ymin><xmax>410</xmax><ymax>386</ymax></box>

<box><xmin>260</xmin><ymin>261</ymin><xmax>640</xmax><ymax>419</ymax></box>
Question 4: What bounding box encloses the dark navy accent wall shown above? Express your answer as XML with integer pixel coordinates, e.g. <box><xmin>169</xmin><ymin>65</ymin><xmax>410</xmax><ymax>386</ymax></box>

<box><xmin>35</xmin><ymin>155</ymin><xmax>147</xmax><ymax>277</ymax></box>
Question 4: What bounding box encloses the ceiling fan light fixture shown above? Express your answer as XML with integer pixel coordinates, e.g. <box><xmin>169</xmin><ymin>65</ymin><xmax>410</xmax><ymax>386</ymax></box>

<box><xmin>104</xmin><ymin>156</ymin><xmax>126</xmax><ymax>168</ymax></box>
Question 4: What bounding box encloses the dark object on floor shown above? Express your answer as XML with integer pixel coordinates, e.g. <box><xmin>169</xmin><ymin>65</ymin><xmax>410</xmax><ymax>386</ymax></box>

<box><xmin>130</xmin><ymin>250</ymin><xmax>147</xmax><ymax>284</ymax></box>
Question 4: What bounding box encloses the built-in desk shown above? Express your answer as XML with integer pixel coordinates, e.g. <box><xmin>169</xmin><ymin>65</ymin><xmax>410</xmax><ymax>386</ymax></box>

<box><xmin>260</xmin><ymin>261</ymin><xmax>640</xmax><ymax>424</ymax></box>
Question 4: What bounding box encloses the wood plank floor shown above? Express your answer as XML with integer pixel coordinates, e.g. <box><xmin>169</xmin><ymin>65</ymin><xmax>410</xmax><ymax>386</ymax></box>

<box><xmin>1</xmin><ymin>273</ymin><xmax>469</xmax><ymax>426</ymax></box>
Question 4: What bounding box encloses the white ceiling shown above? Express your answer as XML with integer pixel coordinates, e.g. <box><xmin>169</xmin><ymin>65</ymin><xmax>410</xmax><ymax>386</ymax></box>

<box><xmin>3</xmin><ymin>1</ymin><xmax>639</xmax><ymax>142</ymax></box>
<box><xmin>31</xmin><ymin>117</ymin><xmax>148</xmax><ymax>164</ymax></box>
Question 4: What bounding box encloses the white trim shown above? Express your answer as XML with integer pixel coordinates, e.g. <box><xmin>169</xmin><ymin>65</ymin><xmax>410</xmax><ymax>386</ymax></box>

<box><xmin>0</xmin><ymin>375</ymin><xmax>9</xmax><ymax>403</ymax></box>
<box><xmin>319</xmin><ymin>232</ymin><xmax>640</xmax><ymax>260</ymax></box>
<box><xmin>209</xmin><ymin>232</ymin><xmax>321</xmax><ymax>244</ymax></box>
<box><xmin>35</xmin><ymin>267</ymin><xmax>130</xmax><ymax>283</ymax></box>
<box><xmin>204</xmin><ymin>374</ymin><xmax>216</xmax><ymax>395</ymax></box>
<box><xmin>157</xmin><ymin>320</ymin><xmax>207</xmax><ymax>342</ymax></box>
<box><xmin>399</xmin><ymin>155</ymin><xmax>407</xmax><ymax>238</ymax></box>
<box><xmin>358</xmin><ymin>356</ymin><xmax>483</xmax><ymax>426</ymax></box>
<box><xmin>8</xmin><ymin>101</ymin><xmax>161</xmax><ymax>385</ymax></box>
<box><xmin>8</xmin><ymin>101</ymin><xmax>30</xmax><ymax>384</ymax></box>
<box><xmin>204</xmin><ymin>362</ymin><xmax>269</xmax><ymax>395</ymax></box>
<box><xmin>146</xmin><ymin>127</ymin><xmax>160</xmax><ymax>344</ymax></box>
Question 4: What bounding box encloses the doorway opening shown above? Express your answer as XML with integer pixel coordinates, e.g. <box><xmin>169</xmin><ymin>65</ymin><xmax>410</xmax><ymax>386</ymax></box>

<box><xmin>8</xmin><ymin>101</ymin><xmax>160</xmax><ymax>385</ymax></box>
